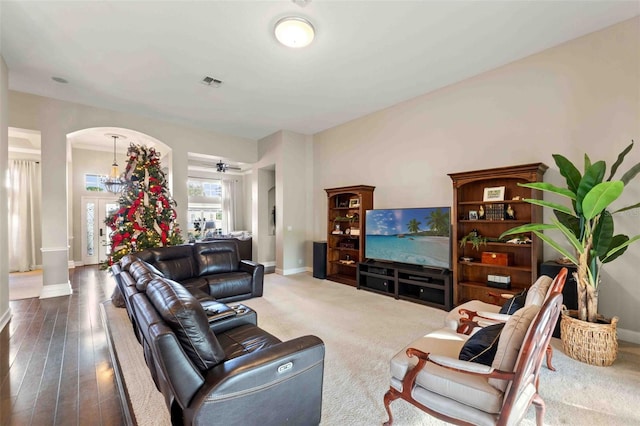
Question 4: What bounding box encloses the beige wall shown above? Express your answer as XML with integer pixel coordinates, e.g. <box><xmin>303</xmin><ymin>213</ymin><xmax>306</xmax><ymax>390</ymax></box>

<box><xmin>0</xmin><ymin>54</ymin><xmax>10</xmax><ymax>330</ymax></box>
<box><xmin>254</xmin><ymin>130</ymin><xmax>312</xmax><ymax>273</ymax></box>
<box><xmin>313</xmin><ymin>18</ymin><xmax>640</xmax><ymax>340</ymax></box>
<box><xmin>7</xmin><ymin>91</ymin><xmax>259</xmax><ymax>295</ymax></box>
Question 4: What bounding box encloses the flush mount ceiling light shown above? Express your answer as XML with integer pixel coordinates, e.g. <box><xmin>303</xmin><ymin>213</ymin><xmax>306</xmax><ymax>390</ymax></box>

<box><xmin>274</xmin><ymin>16</ymin><xmax>315</xmax><ymax>48</ymax></box>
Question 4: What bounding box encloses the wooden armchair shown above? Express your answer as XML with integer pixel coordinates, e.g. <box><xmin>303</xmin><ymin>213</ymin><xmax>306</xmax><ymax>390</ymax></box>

<box><xmin>383</xmin><ymin>291</ymin><xmax>564</xmax><ymax>426</ymax></box>
<box><xmin>448</xmin><ymin>268</ymin><xmax>567</xmax><ymax>370</ymax></box>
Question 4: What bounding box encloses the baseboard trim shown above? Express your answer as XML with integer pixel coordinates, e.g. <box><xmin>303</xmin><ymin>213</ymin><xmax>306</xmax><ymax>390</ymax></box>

<box><xmin>282</xmin><ymin>267</ymin><xmax>307</xmax><ymax>276</ymax></box>
<box><xmin>40</xmin><ymin>282</ymin><xmax>73</xmax><ymax>299</ymax></box>
<box><xmin>618</xmin><ymin>327</ymin><xmax>640</xmax><ymax>345</ymax></box>
<box><xmin>0</xmin><ymin>308</ymin><xmax>12</xmax><ymax>332</ymax></box>
<box><xmin>68</xmin><ymin>261</ymin><xmax>76</xmax><ymax>269</ymax></box>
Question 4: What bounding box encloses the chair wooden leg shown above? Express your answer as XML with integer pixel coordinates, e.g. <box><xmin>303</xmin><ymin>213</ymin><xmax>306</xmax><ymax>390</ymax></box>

<box><xmin>383</xmin><ymin>388</ymin><xmax>399</xmax><ymax>426</ymax></box>
<box><xmin>532</xmin><ymin>394</ymin><xmax>546</xmax><ymax>426</ymax></box>
<box><xmin>545</xmin><ymin>344</ymin><xmax>556</xmax><ymax>371</ymax></box>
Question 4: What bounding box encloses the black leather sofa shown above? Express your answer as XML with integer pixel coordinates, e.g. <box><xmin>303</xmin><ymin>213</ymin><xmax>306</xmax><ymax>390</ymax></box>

<box><xmin>120</xmin><ymin>263</ymin><xmax>324</xmax><ymax>425</ymax></box>
<box><xmin>113</xmin><ymin>240</ymin><xmax>263</xmax><ymax>304</ymax></box>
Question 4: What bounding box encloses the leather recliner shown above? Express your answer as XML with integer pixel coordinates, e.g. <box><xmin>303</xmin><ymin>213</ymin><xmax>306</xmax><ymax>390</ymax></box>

<box><xmin>131</xmin><ymin>276</ymin><xmax>325</xmax><ymax>425</ymax></box>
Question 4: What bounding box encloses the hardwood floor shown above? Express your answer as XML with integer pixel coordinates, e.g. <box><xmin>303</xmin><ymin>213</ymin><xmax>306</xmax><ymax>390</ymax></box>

<box><xmin>1</xmin><ymin>266</ymin><xmax>125</xmax><ymax>426</ymax></box>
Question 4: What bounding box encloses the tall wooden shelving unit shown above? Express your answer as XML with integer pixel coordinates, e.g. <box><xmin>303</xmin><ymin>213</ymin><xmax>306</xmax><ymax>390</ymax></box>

<box><xmin>448</xmin><ymin>164</ymin><xmax>547</xmax><ymax>305</ymax></box>
<box><xmin>325</xmin><ymin>185</ymin><xmax>374</xmax><ymax>286</ymax></box>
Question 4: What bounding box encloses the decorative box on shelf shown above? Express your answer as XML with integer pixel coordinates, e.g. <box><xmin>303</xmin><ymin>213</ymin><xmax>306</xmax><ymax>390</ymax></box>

<box><xmin>481</xmin><ymin>252</ymin><xmax>510</xmax><ymax>266</ymax></box>
<box><xmin>487</xmin><ymin>274</ymin><xmax>511</xmax><ymax>289</ymax></box>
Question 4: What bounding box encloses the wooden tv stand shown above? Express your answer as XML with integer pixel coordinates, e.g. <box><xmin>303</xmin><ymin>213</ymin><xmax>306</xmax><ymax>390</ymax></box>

<box><xmin>357</xmin><ymin>261</ymin><xmax>452</xmax><ymax>311</ymax></box>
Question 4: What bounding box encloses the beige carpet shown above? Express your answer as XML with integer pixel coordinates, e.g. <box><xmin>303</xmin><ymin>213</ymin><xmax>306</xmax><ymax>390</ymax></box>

<box><xmin>9</xmin><ymin>270</ymin><xmax>43</xmax><ymax>300</ymax></box>
<box><xmin>103</xmin><ymin>272</ymin><xmax>640</xmax><ymax>425</ymax></box>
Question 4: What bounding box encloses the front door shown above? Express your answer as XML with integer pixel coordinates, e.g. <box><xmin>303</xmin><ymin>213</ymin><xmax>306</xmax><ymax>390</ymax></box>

<box><xmin>81</xmin><ymin>196</ymin><xmax>119</xmax><ymax>265</ymax></box>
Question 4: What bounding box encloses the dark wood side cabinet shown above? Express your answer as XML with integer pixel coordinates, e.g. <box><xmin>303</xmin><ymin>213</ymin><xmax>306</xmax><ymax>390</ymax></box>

<box><xmin>357</xmin><ymin>261</ymin><xmax>452</xmax><ymax>311</ymax></box>
<box><xmin>325</xmin><ymin>185</ymin><xmax>375</xmax><ymax>286</ymax></box>
<box><xmin>448</xmin><ymin>163</ymin><xmax>547</xmax><ymax>305</ymax></box>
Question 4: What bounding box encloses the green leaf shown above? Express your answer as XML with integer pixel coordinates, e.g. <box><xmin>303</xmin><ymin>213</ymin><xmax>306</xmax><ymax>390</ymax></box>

<box><xmin>518</xmin><ymin>182</ymin><xmax>576</xmax><ymax>200</ymax></box>
<box><xmin>553</xmin><ymin>218</ymin><xmax>584</xmax><ymax>254</ymax></box>
<box><xmin>608</xmin><ymin>141</ymin><xmax>633</xmax><ymax>181</ymax></box>
<box><xmin>553</xmin><ymin>154</ymin><xmax>582</xmax><ymax>193</ymax></box>
<box><xmin>584</xmin><ymin>153</ymin><xmax>592</xmax><ymax>172</ymax></box>
<box><xmin>602</xmin><ymin>234</ymin><xmax>630</xmax><ymax>264</ymax></box>
<box><xmin>576</xmin><ymin>161</ymin><xmax>606</xmax><ymax>215</ymax></box>
<box><xmin>499</xmin><ymin>223</ymin><xmax>556</xmax><ymax>239</ymax></box>
<box><xmin>532</xmin><ymin>230</ymin><xmax>578</xmax><ymax>265</ymax></box>
<box><xmin>592</xmin><ymin>211</ymin><xmax>613</xmax><ymax>258</ymax></box>
<box><xmin>523</xmin><ymin>198</ymin><xmax>574</xmax><ymax>215</ymax></box>
<box><xmin>554</xmin><ymin>210</ymin><xmax>581</xmax><ymax>238</ymax></box>
<box><xmin>612</xmin><ymin>202</ymin><xmax>640</xmax><ymax>214</ymax></box>
<box><xmin>582</xmin><ymin>181</ymin><xmax>624</xmax><ymax>220</ymax></box>
<box><xmin>620</xmin><ymin>161</ymin><xmax>640</xmax><ymax>186</ymax></box>
<box><xmin>603</xmin><ymin>234</ymin><xmax>640</xmax><ymax>263</ymax></box>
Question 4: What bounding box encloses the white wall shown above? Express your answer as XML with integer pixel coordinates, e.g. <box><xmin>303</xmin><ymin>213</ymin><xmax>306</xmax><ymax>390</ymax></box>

<box><xmin>313</xmin><ymin>18</ymin><xmax>640</xmax><ymax>339</ymax></box>
<box><xmin>0</xmin><ymin>54</ymin><xmax>11</xmax><ymax>331</ymax></box>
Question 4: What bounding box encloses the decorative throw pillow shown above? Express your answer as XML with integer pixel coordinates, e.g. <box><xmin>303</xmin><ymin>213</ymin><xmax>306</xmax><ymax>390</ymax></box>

<box><xmin>524</xmin><ymin>275</ymin><xmax>553</xmax><ymax>306</ymax></box>
<box><xmin>458</xmin><ymin>323</ymin><xmax>505</xmax><ymax>366</ymax></box>
<box><xmin>499</xmin><ymin>289</ymin><xmax>527</xmax><ymax>315</ymax></box>
<box><xmin>489</xmin><ymin>304</ymin><xmax>540</xmax><ymax>391</ymax></box>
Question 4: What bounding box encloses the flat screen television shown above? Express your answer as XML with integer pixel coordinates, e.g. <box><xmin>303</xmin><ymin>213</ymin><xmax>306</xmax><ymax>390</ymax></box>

<box><xmin>365</xmin><ymin>207</ymin><xmax>451</xmax><ymax>270</ymax></box>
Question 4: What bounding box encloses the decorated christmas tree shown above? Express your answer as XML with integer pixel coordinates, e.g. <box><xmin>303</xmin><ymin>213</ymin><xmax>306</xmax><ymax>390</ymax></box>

<box><xmin>104</xmin><ymin>143</ymin><xmax>184</xmax><ymax>267</ymax></box>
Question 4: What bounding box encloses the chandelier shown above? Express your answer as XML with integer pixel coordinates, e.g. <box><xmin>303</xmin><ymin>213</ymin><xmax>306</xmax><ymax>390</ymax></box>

<box><xmin>102</xmin><ymin>134</ymin><xmax>128</xmax><ymax>194</ymax></box>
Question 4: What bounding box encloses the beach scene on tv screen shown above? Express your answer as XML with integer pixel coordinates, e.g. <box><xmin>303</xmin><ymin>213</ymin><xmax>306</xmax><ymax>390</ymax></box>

<box><xmin>366</xmin><ymin>207</ymin><xmax>451</xmax><ymax>269</ymax></box>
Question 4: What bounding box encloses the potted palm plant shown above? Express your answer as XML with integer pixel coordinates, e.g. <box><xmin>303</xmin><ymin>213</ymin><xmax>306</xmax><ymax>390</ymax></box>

<box><xmin>501</xmin><ymin>141</ymin><xmax>640</xmax><ymax>366</ymax></box>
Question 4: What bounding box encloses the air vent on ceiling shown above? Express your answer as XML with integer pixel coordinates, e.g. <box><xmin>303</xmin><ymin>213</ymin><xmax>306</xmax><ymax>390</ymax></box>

<box><xmin>201</xmin><ymin>76</ymin><xmax>222</xmax><ymax>87</ymax></box>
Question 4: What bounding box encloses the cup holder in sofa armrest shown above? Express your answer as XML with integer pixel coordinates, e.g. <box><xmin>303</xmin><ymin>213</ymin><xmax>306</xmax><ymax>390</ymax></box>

<box><xmin>201</xmin><ymin>300</ymin><xmax>237</xmax><ymax>323</ymax></box>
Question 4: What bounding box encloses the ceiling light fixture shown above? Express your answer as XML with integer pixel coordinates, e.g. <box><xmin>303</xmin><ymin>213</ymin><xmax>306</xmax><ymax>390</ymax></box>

<box><xmin>102</xmin><ymin>134</ymin><xmax>128</xmax><ymax>194</ymax></box>
<box><xmin>274</xmin><ymin>16</ymin><xmax>315</xmax><ymax>48</ymax></box>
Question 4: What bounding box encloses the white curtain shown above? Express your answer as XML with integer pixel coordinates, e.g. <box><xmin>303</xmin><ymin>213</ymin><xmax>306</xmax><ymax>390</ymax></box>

<box><xmin>222</xmin><ymin>179</ymin><xmax>241</xmax><ymax>234</ymax></box>
<box><xmin>8</xmin><ymin>160</ymin><xmax>42</xmax><ymax>272</ymax></box>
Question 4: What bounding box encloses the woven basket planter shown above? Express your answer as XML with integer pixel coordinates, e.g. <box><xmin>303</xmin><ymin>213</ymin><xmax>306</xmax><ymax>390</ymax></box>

<box><xmin>560</xmin><ymin>310</ymin><xmax>619</xmax><ymax>366</ymax></box>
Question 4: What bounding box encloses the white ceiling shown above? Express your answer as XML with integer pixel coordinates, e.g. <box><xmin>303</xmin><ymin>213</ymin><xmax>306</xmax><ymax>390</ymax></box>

<box><xmin>2</xmin><ymin>1</ymin><xmax>639</xmax><ymax>144</ymax></box>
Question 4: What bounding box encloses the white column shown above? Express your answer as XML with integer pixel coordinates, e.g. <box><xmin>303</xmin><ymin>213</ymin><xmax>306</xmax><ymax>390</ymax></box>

<box><xmin>39</xmin><ymin>126</ymin><xmax>72</xmax><ymax>298</ymax></box>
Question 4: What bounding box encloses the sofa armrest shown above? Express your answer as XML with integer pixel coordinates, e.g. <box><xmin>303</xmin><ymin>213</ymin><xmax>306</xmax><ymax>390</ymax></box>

<box><xmin>185</xmin><ymin>335</ymin><xmax>324</xmax><ymax>425</ymax></box>
<box><xmin>239</xmin><ymin>260</ymin><xmax>264</xmax><ymax>297</ymax></box>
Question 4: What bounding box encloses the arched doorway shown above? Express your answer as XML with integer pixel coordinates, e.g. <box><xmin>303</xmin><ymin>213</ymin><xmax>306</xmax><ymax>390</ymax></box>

<box><xmin>67</xmin><ymin>127</ymin><xmax>171</xmax><ymax>265</ymax></box>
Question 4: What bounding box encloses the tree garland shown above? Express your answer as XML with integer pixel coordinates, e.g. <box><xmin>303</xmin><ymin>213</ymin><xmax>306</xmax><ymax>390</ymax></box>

<box><xmin>103</xmin><ymin>143</ymin><xmax>183</xmax><ymax>268</ymax></box>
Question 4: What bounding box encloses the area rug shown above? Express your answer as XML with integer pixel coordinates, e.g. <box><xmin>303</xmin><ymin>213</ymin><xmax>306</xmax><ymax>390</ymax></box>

<box><xmin>102</xmin><ymin>272</ymin><xmax>640</xmax><ymax>425</ymax></box>
<box><xmin>9</xmin><ymin>270</ymin><xmax>43</xmax><ymax>300</ymax></box>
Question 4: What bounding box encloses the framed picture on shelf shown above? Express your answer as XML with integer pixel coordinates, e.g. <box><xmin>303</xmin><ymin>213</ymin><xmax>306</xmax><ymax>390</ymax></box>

<box><xmin>348</xmin><ymin>198</ymin><xmax>360</xmax><ymax>208</ymax></box>
<box><xmin>468</xmin><ymin>210</ymin><xmax>478</xmax><ymax>220</ymax></box>
<box><xmin>483</xmin><ymin>186</ymin><xmax>505</xmax><ymax>202</ymax></box>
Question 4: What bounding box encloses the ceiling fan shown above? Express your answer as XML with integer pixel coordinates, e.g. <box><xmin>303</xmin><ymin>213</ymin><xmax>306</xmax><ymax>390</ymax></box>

<box><xmin>216</xmin><ymin>160</ymin><xmax>241</xmax><ymax>173</ymax></box>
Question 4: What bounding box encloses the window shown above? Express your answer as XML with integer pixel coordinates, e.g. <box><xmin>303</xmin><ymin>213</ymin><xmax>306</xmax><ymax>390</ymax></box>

<box><xmin>188</xmin><ymin>179</ymin><xmax>222</xmax><ymax>198</ymax></box>
<box><xmin>188</xmin><ymin>178</ymin><xmax>224</xmax><ymax>239</ymax></box>
<box><xmin>85</xmin><ymin>174</ymin><xmax>106</xmax><ymax>192</ymax></box>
